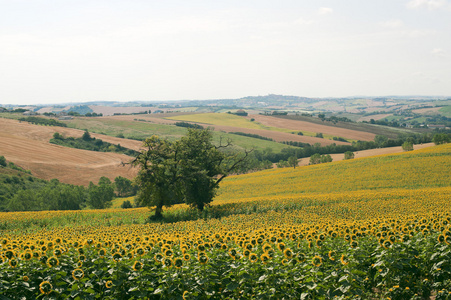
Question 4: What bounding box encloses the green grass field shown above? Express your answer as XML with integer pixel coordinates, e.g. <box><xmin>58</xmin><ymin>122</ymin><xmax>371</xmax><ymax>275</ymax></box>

<box><xmin>67</xmin><ymin>117</ymin><xmax>290</xmax><ymax>152</ymax></box>
<box><xmin>439</xmin><ymin>105</ymin><xmax>451</xmax><ymax>117</ymax></box>
<box><xmin>166</xmin><ymin>113</ymin><xmax>262</xmax><ymax>129</ymax></box>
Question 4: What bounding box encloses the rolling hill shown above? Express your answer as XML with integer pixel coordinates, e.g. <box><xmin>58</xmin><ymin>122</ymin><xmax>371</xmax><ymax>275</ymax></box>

<box><xmin>0</xmin><ymin>118</ymin><xmax>139</xmax><ymax>186</ymax></box>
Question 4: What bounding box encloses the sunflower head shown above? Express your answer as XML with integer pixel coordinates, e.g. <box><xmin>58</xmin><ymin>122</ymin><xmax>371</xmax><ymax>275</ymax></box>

<box><xmin>315</xmin><ymin>239</ymin><xmax>323</xmax><ymax>248</ymax></box>
<box><xmin>228</xmin><ymin>248</ymin><xmax>237</xmax><ymax>259</ymax></box>
<box><xmin>283</xmin><ymin>248</ymin><xmax>293</xmax><ymax>259</ymax></box>
<box><xmin>243</xmin><ymin>249</ymin><xmax>251</xmax><ymax>257</ymax></box>
<box><xmin>260</xmin><ymin>253</ymin><xmax>270</xmax><ymax>264</ymax></box>
<box><xmin>4</xmin><ymin>250</ymin><xmax>15</xmax><ymax>260</ymax></box>
<box><xmin>126</xmin><ymin>252</ymin><xmax>134</xmax><ymax>260</ymax></box>
<box><xmin>154</xmin><ymin>253</ymin><xmax>164</xmax><ymax>262</ymax></box>
<box><xmin>383</xmin><ymin>240</ymin><xmax>392</xmax><ymax>249</ymax></box>
<box><xmin>297</xmin><ymin>253</ymin><xmax>306</xmax><ymax>263</ymax></box>
<box><xmin>46</xmin><ymin>256</ymin><xmax>59</xmax><ymax>268</ymax></box>
<box><xmin>72</xmin><ymin>268</ymin><xmax>84</xmax><ymax>280</ymax></box>
<box><xmin>266</xmin><ymin>249</ymin><xmax>275</xmax><ymax>258</ymax></box>
<box><xmin>98</xmin><ymin>248</ymin><xmax>107</xmax><ymax>258</ymax></box>
<box><xmin>9</xmin><ymin>258</ymin><xmax>18</xmax><ymax>268</ymax></box>
<box><xmin>133</xmin><ymin>261</ymin><xmax>143</xmax><ymax>271</ymax></box>
<box><xmin>105</xmin><ymin>280</ymin><xmax>113</xmax><ymax>289</ymax></box>
<box><xmin>197</xmin><ymin>244</ymin><xmax>206</xmax><ymax>252</ymax></box>
<box><xmin>163</xmin><ymin>257</ymin><xmax>173</xmax><ymax>268</ymax></box>
<box><xmin>198</xmin><ymin>255</ymin><xmax>209</xmax><ymax>265</ymax></box>
<box><xmin>164</xmin><ymin>249</ymin><xmax>173</xmax><ymax>257</ymax></box>
<box><xmin>183</xmin><ymin>290</ymin><xmax>189</xmax><ymax>300</ymax></box>
<box><xmin>249</xmin><ymin>253</ymin><xmax>258</xmax><ymax>263</ymax></box>
<box><xmin>23</xmin><ymin>250</ymin><xmax>33</xmax><ymax>261</ymax></box>
<box><xmin>39</xmin><ymin>281</ymin><xmax>53</xmax><ymax>295</ymax></box>
<box><xmin>312</xmin><ymin>255</ymin><xmax>322</xmax><ymax>267</ymax></box>
<box><xmin>174</xmin><ymin>257</ymin><xmax>183</xmax><ymax>269</ymax></box>
<box><xmin>112</xmin><ymin>252</ymin><xmax>122</xmax><ymax>262</ymax></box>
<box><xmin>136</xmin><ymin>247</ymin><xmax>145</xmax><ymax>256</ymax></box>
<box><xmin>340</xmin><ymin>254</ymin><xmax>349</xmax><ymax>266</ymax></box>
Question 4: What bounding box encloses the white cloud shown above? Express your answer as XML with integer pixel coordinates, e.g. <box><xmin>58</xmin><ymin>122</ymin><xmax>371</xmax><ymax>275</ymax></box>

<box><xmin>407</xmin><ymin>0</ymin><xmax>449</xmax><ymax>10</ymax></box>
<box><xmin>431</xmin><ymin>48</ymin><xmax>446</xmax><ymax>56</ymax></box>
<box><xmin>318</xmin><ymin>7</ymin><xmax>333</xmax><ymax>15</ymax></box>
<box><xmin>293</xmin><ymin>17</ymin><xmax>314</xmax><ymax>26</ymax></box>
<box><xmin>379</xmin><ymin>19</ymin><xmax>404</xmax><ymax>28</ymax></box>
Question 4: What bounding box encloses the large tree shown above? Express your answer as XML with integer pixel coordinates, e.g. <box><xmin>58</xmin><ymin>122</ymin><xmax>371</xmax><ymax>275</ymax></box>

<box><xmin>87</xmin><ymin>177</ymin><xmax>114</xmax><ymax>209</ymax></box>
<box><xmin>132</xmin><ymin>128</ymin><xmax>250</xmax><ymax>218</ymax></box>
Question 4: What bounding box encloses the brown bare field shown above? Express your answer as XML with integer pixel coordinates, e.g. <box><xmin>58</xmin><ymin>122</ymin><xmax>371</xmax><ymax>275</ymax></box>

<box><xmin>292</xmin><ymin>143</ymin><xmax>435</xmax><ymax>167</ymax></box>
<box><xmin>0</xmin><ymin>118</ymin><xmax>138</xmax><ymax>186</ymax></box>
<box><xmin>412</xmin><ymin>107</ymin><xmax>442</xmax><ymax>114</ymax></box>
<box><xmin>249</xmin><ymin>115</ymin><xmax>376</xmax><ymax>141</ymax></box>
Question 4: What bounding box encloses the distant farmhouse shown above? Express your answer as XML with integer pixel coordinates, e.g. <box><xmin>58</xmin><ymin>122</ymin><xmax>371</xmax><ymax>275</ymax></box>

<box><xmin>58</xmin><ymin>116</ymin><xmax>73</xmax><ymax>120</ymax></box>
<box><xmin>428</xmin><ymin>124</ymin><xmax>447</xmax><ymax>130</ymax></box>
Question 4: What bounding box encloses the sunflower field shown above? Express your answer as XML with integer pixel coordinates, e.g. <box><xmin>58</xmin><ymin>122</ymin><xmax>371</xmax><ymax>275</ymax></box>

<box><xmin>0</xmin><ymin>144</ymin><xmax>450</xmax><ymax>299</ymax></box>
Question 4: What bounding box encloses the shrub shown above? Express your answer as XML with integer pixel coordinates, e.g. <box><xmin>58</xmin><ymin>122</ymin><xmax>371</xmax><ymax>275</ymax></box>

<box><xmin>121</xmin><ymin>200</ymin><xmax>134</xmax><ymax>209</ymax></box>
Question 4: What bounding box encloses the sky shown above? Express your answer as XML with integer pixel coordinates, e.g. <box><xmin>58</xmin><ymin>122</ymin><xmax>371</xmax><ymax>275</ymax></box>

<box><xmin>1</xmin><ymin>0</ymin><xmax>451</xmax><ymax>105</ymax></box>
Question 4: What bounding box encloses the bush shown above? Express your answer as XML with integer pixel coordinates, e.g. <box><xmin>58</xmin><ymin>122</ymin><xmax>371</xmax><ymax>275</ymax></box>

<box><xmin>344</xmin><ymin>151</ymin><xmax>355</xmax><ymax>160</ymax></box>
<box><xmin>432</xmin><ymin>133</ymin><xmax>451</xmax><ymax>145</ymax></box>
<box><xmin>402</xmin><ymin>141</ymin><xmax>414</xmax><ymax>151</ymax></box>
<box><xmin>121</xmin><ymin>200</ymin><xmax>134</xmax><ymax>209</ymax></box>
<box><xmin>0</xmin><ymin>156</ymin><xmax>6</xmax><ymax>167</ymax></box>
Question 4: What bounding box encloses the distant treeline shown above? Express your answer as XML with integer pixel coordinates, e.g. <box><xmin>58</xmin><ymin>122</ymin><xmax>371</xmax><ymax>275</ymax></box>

<box><xmin>229</xmin><ymin>132</ymin><xmax>274</xmax><ymax>141</ymax></box>
<box><xmin>50</xmin><ymin>131</ymin><xmax>139</xmax><ymax>157</ymax></box>
<box><xmin>19</xmin><ymin>116</ymin><xmax>67</xmax><ymax>127</ymax></box>
<box><xmin>317</xmin><ymin>114</ymin><xmax>353</xmax><ymax>123</ymax></box>
<box><xmin>174</xmin><ymin>121</ymin><xmax>204</xmax><ymax>129</ymax></box>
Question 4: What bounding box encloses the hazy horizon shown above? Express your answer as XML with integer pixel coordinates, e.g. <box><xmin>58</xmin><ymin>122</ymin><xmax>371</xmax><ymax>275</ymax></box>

<box><xmin>2</xmin><ymin>0</ymin><xmax>451</xmax><ymax>105</ymax></box>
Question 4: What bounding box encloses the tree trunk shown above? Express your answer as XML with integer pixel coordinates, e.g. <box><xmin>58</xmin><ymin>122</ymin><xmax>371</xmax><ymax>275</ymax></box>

<box><xmin>155</xmin><ymin>205</ymin><xmax>163</xmax><ymax>219</ymax></box>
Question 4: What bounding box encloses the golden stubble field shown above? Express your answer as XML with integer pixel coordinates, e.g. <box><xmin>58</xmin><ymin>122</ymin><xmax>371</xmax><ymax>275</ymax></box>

<box><xmin>0</xmin><ymin>118</ymin><xmax>138</xmax><ymax>186</ymax></box>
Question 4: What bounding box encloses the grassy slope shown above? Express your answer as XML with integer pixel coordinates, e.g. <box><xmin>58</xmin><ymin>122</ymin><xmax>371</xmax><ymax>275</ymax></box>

<box><xmin>166</xmin><ymin>113</ymin><xmax>360</xmax><ymax>143</ymax></box>
<box><xmin>166</xmin><ymin>113</ymin><xmax>263</xmax><ymax>129</ymax></box>
<box><xmin>68</xmin><ymin>117</ymin><xmax>290</xmax><ymax>152</ymax></box>
<box><xmin>439</xmin><ymin>105</ymin><xmax>451</xmax><ymax>117</ymax></box>
<box><xmin>216</xmin><ymin>143</ymin><xmax>451</xmax><ymax>201</ymax></box>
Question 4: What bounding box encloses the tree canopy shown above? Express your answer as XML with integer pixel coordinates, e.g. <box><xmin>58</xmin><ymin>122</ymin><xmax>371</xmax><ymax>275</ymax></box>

<box><xmin>132</xmin><ymin>128</ymin><xmax>250</xmax><ymax>218</ymax></box>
